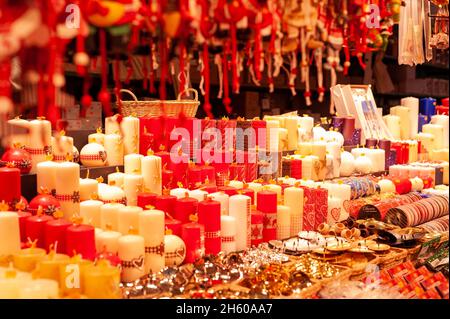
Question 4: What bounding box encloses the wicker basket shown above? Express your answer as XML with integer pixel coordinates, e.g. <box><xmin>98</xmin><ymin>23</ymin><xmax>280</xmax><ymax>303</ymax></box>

<box><xmin>118</xmin><ymin>88</ymin><xmax>199</xmax><ymax>117</ymax></box>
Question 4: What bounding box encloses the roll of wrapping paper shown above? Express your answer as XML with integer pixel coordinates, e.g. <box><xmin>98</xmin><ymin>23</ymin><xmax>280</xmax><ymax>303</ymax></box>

<box><xmin>418</xmin><ymin>215</ymin><xmax>449</xmax><ymax>232</ymax></box>
<box><xmin>342</xmin><ymin>116</ymin><xmax>355</xmax><ymax>145</ymax></box>
<box><xmin>358</xmin><ymin>192</ymin><xmax>423</xmax><ymax>220</ymax></box>
<box><xmin>332</xmin><ymin>116</ymin><xmax>345</xmax><ymax>133</ymax></box>
<box><xmin>257</xmin><ymin>190</ymin><xmax>277</xmax><ymax>242</ymax></box>
<box><xmin>334</xmin><ymin>176</ymin><xmax>378</xmax><ymax>200</ymax></box>
<box><xmin>378</xmin><ymin>139</ymin><xmax>391</xmax><ymax>170</ymax></box>
<box><xmin>251</xmin><ymin>211</ymin><xmax>264</xmax><ymax>247</ymax></box>
<box><xmin>384</xmin><ymin>195</ymin><xmax>449</xmax><ymax>227</ymax></box>
<box><xmin>419</xmin><ymin>98</ymin><xmax>436</xmax><ymax>121</ymax></box>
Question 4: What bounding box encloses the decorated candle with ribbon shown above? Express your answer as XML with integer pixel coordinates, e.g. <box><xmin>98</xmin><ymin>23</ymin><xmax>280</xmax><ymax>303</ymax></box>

<box><xmin>198</xmin><ymin>197</ymin><xmax>221</xmax><ymax>255</ymax></box>
<box><xmin>181</xmin><ymin>221</ymin><xmax>204</xmax><ymax>264</ymax></box>
<box><xmin>26</xmin><ymin>118</ymin><xmax>52</xmax><ymax>173</ymax></box>
<box><xmin>98</xmin><ymin>185</ymin><xmax>126</xmax><ymax>205</ymax></box>
<box><xmin>139</xmin><ymin>209</ymin><xmax>165</xmax><ymax>274</ymax></box>
<box><xmin>36</xmin><ymin>159</ymin><xmax>58</xmax><ymax>196</ymax></box>
<box><xmin>118</xmin><ymin>230</ymin><xmax>145</xmax><ymax>282</ymax></box>
<box><xmin>229</xmin><ymin>194</ymin><xmax>251</xmax><ymax>250</ymax></box>
<box><xmin>250</xmin><ymin>210</ymin><xmax>264</xmax><ymax>247</ymax></box>
<box><xmin>54</xmin><ymin>162</ymin><xmax>80</xmax><ymax>220</ymax></box>
<box><xmin>276</xmin><ymin>205</ymin><xmax>291</xmax><ymax>240</ymax></box>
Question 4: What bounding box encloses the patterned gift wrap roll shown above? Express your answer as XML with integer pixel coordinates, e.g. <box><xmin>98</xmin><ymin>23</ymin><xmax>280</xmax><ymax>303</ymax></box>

<box><xmin>384</xmin><ymin>195</ymin><xmax>449</xmax><ymax>227</ymax></box>
<box><xmin>418</xmin><ymin>215</ymin><xmax>449</xmax><ymax>232</ymax></box>
<box><xmin>336</xmin><ymin>176</ymin><xmax>378</xmax><ymax>200</ymax></box>
<box><xmin>357</xmin><ymin>192</ymin><xmax>422</xmax><ymax>220</ymax></box>
<box><xmin>250</xmin><ymin>211</ymin><xmax>264</xmax><ymax>247</ymax></box>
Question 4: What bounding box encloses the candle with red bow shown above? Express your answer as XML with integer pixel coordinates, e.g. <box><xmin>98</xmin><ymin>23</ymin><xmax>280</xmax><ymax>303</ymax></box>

<box><xmin>25</xmin><ymin>207</ymin><xmax>54</xmax><ymax>248</ymax></box>
<box><xmin>250</xmin><ymin>210</ymin><xmax>264</xmax><ymax>247</ymax></box>
<box><xmin>44</xmin><ymin>217</ymin><xmax>71</xmax><ymax>254</ymax></box>
<box><xmin>257</xmin><ymin>190</ymin><xmax>277</xmax><ymax>242</ymax></box>
<box><xmin>137</xmin><ymin>192</ymin><xmax>158</xmax><ymax>209</ymax></box>
<box><xmin>181</xmin><ymin>220</ymin><xmax>205</xmax><ymax>264</ymax></box>
<box><xmin>66</xmin><ymin>221</ymin><xmax>96</xmax><ymax>260</ymax></box>
<box><xmin>187</xmin><ymin>163</ymin><xmax>203</xmax><ymax>189</ymax></box>
<box><xmin>154</xmin><ymin>191</ymin><xmax>177</xmax><ymax>215</ymax></box>
<box><xmin>0</xmin><ymin>166</ymin><xmax>21</xmax><ymax>204</ymax></box>
<box><xmin>198</xmin><ymin>196</ymin><xmax>221</xmax><ymax>255</ymax></box>
<box><xmin>174</xmin><ymin>194</ymin><xmax>198</xmax><ymax>223</ymax></box>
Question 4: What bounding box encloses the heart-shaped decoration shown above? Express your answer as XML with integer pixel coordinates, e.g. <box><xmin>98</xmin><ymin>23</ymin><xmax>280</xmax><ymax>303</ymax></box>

<box><xmin>343</xmin><ymin>200</ymin><xmax>351</xmax><ymax>213</ymax></box>
<box><xmin>131</xmin><ymin>255</ymin><xmax>144</xmax><ymax>270</ymax></box>
<box><xmin>331</xmin><ymin>207</ymin><xmax>341</xmax><ymax>222</ymax></box>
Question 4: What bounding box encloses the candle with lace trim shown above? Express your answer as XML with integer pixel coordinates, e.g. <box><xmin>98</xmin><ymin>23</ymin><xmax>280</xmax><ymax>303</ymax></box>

<box><xmin>0</xmin><ymin>166</ymin><xmax>21</xmax><ymax>204</ymax></box>
<box><xmin>25</xmin><ymin>211</ymin><xmax>54</xmax><ymax>249</ymax></box>
<box><xmin>276</xmin><ymin>205</ymin><xmax>291</xmax><ymax>240</ymax></box>
<box><xmin>95</xmin><ymin>230</ymin><xmax>121</xmax><ymax>254</ymax></box>
<box><xmin>209</xmin><ymin>192</ymin><xmax>229</xmax><ymax>215</ymax></box>
<box><xmin>66</xmin><ymin>224</ymin><xmax>96</xmax><ymax>260</ymax></box>
<box><xmin>79</xmin><ymin>177</ymin><xmax>98</xmax><ymax>202</ymax></box>
<box><xmin>123</xmin><ymin>174</ymin><xmax>143</xmax><ymax>206</ymax></box>
<box><xmin>0</xmin><ymin>212</ymin><xmax>21</xmax><ymax>256</ymax></box>
<box><xmin>257</xmin><ymin>190</ymin><xmax>277</xmax><ymax>242</ymax></box>
<box><xmin>220</xmin><ymin>215</ymin><xmax>236</xmax><ymax>253</ymax></box>
<box><xmin>55</xmin><ymin>162</ymin><xmax>80</xmax><ymax>220</ymax></box>
<box><xmin>121</xmin><ymin>116</ymin><xmax>140</xmax><ymax>155</ymax></box>
<box><xmin>26</xmin><ymin>118</ymin><xmax>52</xmax><ymax>173</ymax></box>
<box><xmin>44</xmin><ymin>218</ymin><xmax>71</xmax><ymax>254</ymax></box>
<box><xmin>118</xmin><ymin>232</ymin><xmax>145</xmax><ymax>282</ymax></box>
<box><xmin>117</xmin><ymin>206</ymin><xmax>143</xmax><ymax>235</ymax></box>
<box><xmin>51</xmin><ymin>135</ymin><xmax>74</xmax><ymax>162</ymax></box>
<box><xmin>98</xmin><ymin>185</ymin><xmax>126</xmax><ymax>205</ymax></box>
<box><xmin>141</xmin><ymin>152</ymin><xmax>162</xmax><ymax>195</ymax></box>
<box><xmin>80</xmin><ymin>143</ymin><xmax>107</xmax><ymax>167</ymax></box>
<box><xmin>80</xmin><ymin>199</ymin><xmax>103</xmax><ymax>227</ymax></box>
<box><xmin>250</xmin><ymin>211</ymin><xmax>264</xmax><ymax>247</ymax></box>
<box><xmin>137</xmin><ymin>192</ymin><xmax>157</xmax><ymax>209</ymax></box>
<box><xmin>174</xmin><ymin>195</ymin><xmax>198</xmax><ymax>223</ymax></box>
<box><xmin>229</xmin><ymin>194</ymin><xmax>251</xmax><ymax>250</ymax></box>
<box><xmin>104</xmin><ymin>134</ymin><xmax>124</xmax><ymax>166</ymax></box>
<box><xmin>198</xmin><ymin>197</ymin><xmax>221</xmax><ymax>255</ymax></box>
<box><xmin>100</xmin><ymin>203</ymin><xmax>124</xmax><ymax>231</ymax></box>
<box><xmin>139</xmin><ymin>209</ymin><xmax>165</xmax><ymax>274</ymax></box>
<box><xmin>124</xmin><ymin>154</ymin><xmax>143</xmax><ymax>174</ymax></box>
<box><xmin>181</xmin><ymin>222</ymin><xmax>204</xmax><ymax>263</ymax></box>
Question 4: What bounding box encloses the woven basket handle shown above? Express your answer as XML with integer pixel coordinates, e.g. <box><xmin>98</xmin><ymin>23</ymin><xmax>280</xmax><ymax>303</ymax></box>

<box><xmin>177</xmin><ymin>88</ymin><xmax>199</xmax><ymax>101</ymax></box>
<box><xmin>118</xmin><ymin>89</ymin><xmax>139</xmax><ymax>102</ymax></box>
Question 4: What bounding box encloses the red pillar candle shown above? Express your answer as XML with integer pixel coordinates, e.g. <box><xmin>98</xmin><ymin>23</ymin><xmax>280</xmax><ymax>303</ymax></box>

<box><xmin>45</xmin><ymin>218</ymin><xmax>71</xmax><ymax>254</ymax></box>
<box><xmin>198</xmin><ymin>197</ymin><xmax>221</xmax><ymax>255</ymax></box>
<box><xmin>251</xmin><ymin>211</ymin><xmax>264</xmax><ymax>247</ymax></box>
<box><xmin>187</xmin><ymin>164</ymin><xmax>203</xmax><ymax>189</ymax></box>
<box><xmin>25</xmin><ymin>212</ymin><xmax>53</xmax><ymax>248</ymax></box>
<box><xmin>251</xmin><ymin>119</ymin><xmax>267</xmax><ymax>149</ymax></box>
<box><xmin>0</xmin><ymin>166</ymin><xmax>21</xmax><ymax>204</ymax></box>
<box><xmin>170</xmin><ymin>153</ymin><xmax>189</xmax><ymax>187</ymax></box>
<box><xmin>218</xmin><ymin>185</ymin><xmax>238</xmax><ymax>196</ymax></box>
<box><xmin>137</xmin><ymin>192</ymin><xmax>157</xmax><ymax>209</ymax></box>
<box><xmin>17</xmin><ymin>211</ymin><xmax>31</xmax><ymax>243</ymax></box>
<box><xmin>256</xmin><ymin>190</ymin><xmax>277</xmax><ymax>242</ymax></box>
<box><xmin>181</xmin><ymin>222</ymin><xmax>205</xmax><ymax>263</ymax></box>
<box><xmin>174</xmin><ymin>195</ymin><xmax>198</xmax><ymax>223</ymax></box>
<box><xmin>155</xmin><ymin>193</ymin><xmax>177</xmax><ymax>215</ymax></box>
<box><xmin>162</xmin><ymin>168</ymin><xmax>174</xmax><ymax>190</ymax></box>
<box><xmin>301</xmin><ymin>187</ymin><xmax>315</xmax><ymax>231</ymax></box>
<box><xmin>155</xmin><ymin>146</ymin><xmax>171</xmax><ymax>168</ymax></box>
<box><xmin>290</xmin><ymin>159</ymin><xmax>302</xmax><ymax>179</ymax></box>
<box><xmin>401</xmin><ymin>142</ymin><xmax>410</xmax><ymax>164</ymax></box>
<box><xmin>139</xmin><ymin>116</ymin><xmax>162</xmax><ymax>155</ymax></box>
<box><xmin>213</xmin><ymin>162</ymin><xmax>230</xmax><ymax>187</ymax></box>
<box><xmin>313</xmin><ymin>188</ymin><xmax>328</xmax><ymax>230</ymax></box>
<box><xmin>342</xmin><ymin>116</ymin><xmax>355</xmax><ymax>145</ymax></box>
<box><xmin>66</xmin><ymin>224</ymin><xmax>96</xmax><ymax>260</ymax></box>
<box><xmin>391</xmin><ymin>142</ymin><xmax>404</xmax><ymax>164</ymax></box>
<box><xmin>201</xmin><ymin>164</ymin><xmax>216</xmax><ymax>184</ymax></box>
<box><xmin>201</xmin><ymin>118</ymin><xmax>217</xmax><ymax>149</ymax></box>
<box><xmin>165</xmin><ymin>218</ymin><xmax>182</xmax><ymax>237</ymax></box>
<box><xmin>200</xmin><ymin>184</ymin><xmax>218</xmax><ymax>194</ymax></box>
<box><xmin>163</xmin><ymin>116</ymin><xmax>181</xmax><ymax>150</ymax></box>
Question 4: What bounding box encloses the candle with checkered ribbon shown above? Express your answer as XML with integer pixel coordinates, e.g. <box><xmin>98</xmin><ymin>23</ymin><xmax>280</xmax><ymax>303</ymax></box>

<box><xmin>229</xmin><ymin>194</ymin><xmax>251</xmax><ymax>250</ymax></box>
<box><xmin>198</xmin><ymin>196</ymin><xmax>221</xmax><ymax>255</ymax></box>
<box><xmin>220</xmin><ymin>215</ymin><xmax>236</xmax><ymax>253</ymax></box>
<box><xmin>284</xmin><ymin>185</ymin><xmax>304</xmax><ymax>236</ymax></box>
<box><xmin>257</xmin><ymin>190</ymin><xmax>277</xmax><ymax>242</ymax></box>
<box><xmin>80</xmin><ymin>143</ymin><xmax>107</xmax><ymax>167</ymax></box>
<box><xmin>118</xmin><ymin>229</ymin><xmax>145</xmax><ymax>282</ymax></box>
<box><xmin>51</xmin><ymin>133</ymin><xmax>74</xmax><ymax>163</ymax></box>
<box><xmin>164</xmin><ymin>234</ymin><xmax>186</xmax><ymax>266</ymax></box>
<box><xmin>26</xmin><ymin>118</ymin><xmax>52</xmax><ymax>173</ymax></box>
<box><xmin>139</xmin><ymin>209</ymin><xmax>165</xmax><ymax>274</ymax></box>
<box><xmin>36</xmin><ymin>157</ymin><xmax>58</xmax><ymax>197</ymax></box>
<box><xmin>55</xmin><ymin>162</ymin><xmax>80</xmax><ymax>220</ymax></box>
<box><xmin>141</xmin><ymin>150</ymin><xmax>162</xmax><ymax>195</ymax></box>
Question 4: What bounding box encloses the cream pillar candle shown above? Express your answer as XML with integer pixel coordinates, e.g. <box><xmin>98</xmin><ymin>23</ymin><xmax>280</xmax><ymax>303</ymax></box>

<box><xmin>390</xmin><ymin>106</ymin><xmax>411</xmax><ymax>140</ymax></box>
<box><xmin>298</xmin><ymin>142</ymin><xmax>313</xmax><ymax>156</ymax></box>
<box><xmin>124</xmin><ymin>174</ymin><xmax>144</xmax><ymax>206</ymax></box>
<box><xmin>95</xmin><ymin>230</ymin><xmax>121</xmax><ymax>253</ymax></box>
<box><xmin>298</xmin><ymin>116</ymin><xmax>314</xmax><ymax>140</ymax></box>
<box><xmin>104</xmin><ymin>134</ymin><xmax>124</xmax><ymax>166</ymax></box>
<box><xmin>422</xmin><ymin>124</ymin><xmax>444</xmax><ymax>150</ymax></box>
<box><xmin>54</xmin><ymin>161</ymin><xmax>80</xmax><ymax>219</ymax></box>
<box><xmin>284</xmin><ymin>186</ymin><xmax>304</xmax><ymax>236</ymax></box>
<box><xmin>266</xmin><ymin>120</ymin><xmax>280</xmax><ymax>152</ymax></box>
<box><xmin>141</xmin><ymin>153</ymin><xmax>162</xmax><ymax>195</ymax></box>
<box><xmin>430</xmin><ymin>149</ymin><xmax>449</xmax><ymax>162</ymax></box>
<box><xmin>266</xmin><ymin>184</ymin><xmax>282</xmax><ymax>202</ymax></box>
<box><xmin>325</xmin><ymin>153</ymin><xmax>334</xmax><ymax>179</ymax></box>
<box><xmin>6</xmin><ymin>117</ymin><xmax>29</xmax><ymax>148</ymax></box>
<box><xmin>326</xmin><ymin>141</ymin><xmax>341</xmax><ymax>178</ymax></box>
<box><xmin>0</xmin><ymin>212</ymin><xmax>21</xmax><ymax>256</ymax></box>
<box><xmin>189</xmin><ymin>189</ymin><xmax>208</xmax><ymax>202</ymax></box>
<box><xmin>220</xmin><ymin>215</ymin><xmax>236</xmax><ymax>253</ymax></box>
<box><xmin>278</xmin><ymin>128</ymin><xmax>288</xmax><ymax>151</ymax></box>
<box><xmin>312</xmin><ymin>142</ymin><xmax>327</xmax><ymax>180</ymax></box>
<box><xmin>228</xmin><ymin>180</ymin><xmax>244</xmax><ymax>189</ymax></box>
<box><xmin>51</xmin><ymin>135</ymin><xmax>74</xmax><ymax>162</ymax></box>
<box><xmin>305</xmin><ymin>155</ymin><xmax>319</xmax><ymax>181</ymax></box>
<box><xmin>100</xmin><ymin>203</ymin><xmax>124</xmax><ymax>231</ymax></box>
<box><xmin>246</xmin><ymin>182</ymin><xmax>262</xmax><ymax>205</ymax></box>
<box><xmin>88</xmin><ymin>129</ymin><xmax>105</xmax><ymax>145</ymax></box>
<box><xmin>401</xmin><ymin>97</ymin><xmax>419</xmax><ymax>138</ymax></box>
<box><xmin>107</xmin><ymin>170</ymin><xmax>125</xmax><ymax>188</ymax></box>
<box><xmin>105</xmin><ymin>114</ymin><xmax>121</xmax><ymax>135</ymax></box>
<box><xmin>118</xmin><ymin>233</ymin><xmax>145</xmax><ymax>282</ymax></box>
<box><xmin>124</xmin><ymin>153</ymin><xmax>144</xmax><ymax>174</ymax></box>
<box><xmin>210</xmin><ymin>192</ymin><xmax>229</xmax><ymax>215</ymax></box>
<box><xmin>229</xmin><ymin>194</ymin><xmax>251</xmax><ymax>251</ymax></box>
<box><xmin>407</xmin><ymin>141</ymin><xmax>418</xmax><ymax>163</ymax></box>
<box><xmin>299</xmin><ymin>179</ymin><xmax>317</xmax><ymax>188</ymax></box>
<box><xmin>170</xmin><ymin>188</ymin><xmax>189</xmax><ymax>199</ymax></box>
<box><xmin>276</xmin><ymin>205</ymin><xmax>291</xmax><ymax>240</ymax></box>
<box><xmin>383</xmin><ymin>115</ymin><xmax>401</xmax><ymax>140</ymax></box>
<box><xmin>121</xmin><ymin>116</ymin><xmax>140</xmax><ymax>155</ymax></box>
<box><xmin>351</xmin><ymin>147</ymin><xmax>370</xmax><ymax>158</ymax></box>
<box><xmin>416</xmin><ymin>132</ymin><xmax>435</xmax><ymax>155</ymax></box>
<box><xmin>339</xmin><ymin>151</ymin><xmax>355</xmax><ymax>177</ymax></box>
<box><xmin>98</xmin><ymin>185</ymin><xmax>126</xmax><ymax>205</ymax></box>
<box><xmin>79</xmin><ymin>177</ymin><xmax>98</xmax><ymax>202</ymax></box>
<box><xmin>80</xmin><ymin>199</ymin><xmax>103</xmax><ymax>227</ymax></box>
<box><xmin>409</xmin><ymin>177</ymin><xmax>424</xmax><ymax>192</ymax></box>
<box><xmin>118</xmin><ymin>206</ymin><xmax>143</xmax><ymax>235</ymax></box>
<box><xmin>36</xmin><ymin>160</ymin><xmax>58</xmax><ymax>194</ymax></box>
<box><xmin>327</xmin><ymin>196</ymin><xmax>344</xmax><ymax>225</ymax></box>
<box><xmin>139</xmin><ymin>209</ymin><xmax>165</xmax><ymax>274</ymax></box>
<box><xmin>27</xmin><ymin>118</ymin><xmax>52</xmax><ymax>173</ymax></box>
<box><xmin>329</xmin><ymin>183</ymin><xmax>351</xmax><ymax>201</ymax></box>
<box><xmin>430</xmin><ymin>115</ymin><xmax>449</xmax><ymax>148</ymax></box>
<box><xmin>300</xmin><ymin>156</ymin><xmax>313</xmax><ymax>180</ymax></box>
<box><xmin>285</xmin><ymin>117</ymin><xmax>299</xmax><ymax>151</ymax></box>
<box><xmin>313</xmin><ymin>126</ymin><xmax>327</xmax><ymax>142</ymax></box>
<box><xmin>365</xmin><ymin>148</ymin><xmax>385</xmax><ymax>173</ymax></box>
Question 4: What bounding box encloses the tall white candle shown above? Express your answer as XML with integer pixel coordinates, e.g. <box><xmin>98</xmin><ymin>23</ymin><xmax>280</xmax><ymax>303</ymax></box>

<box><xmin>284</xmin><ymin>187</ymin><xmax>304</xmax><ymax>236</ymax></box>
<box><xmin>422</xmin><ymin>124</ymin><xmax>444</xmax><ymax>150</ymax></box>
<box><xmin>229</xmin><ymin>194</ymin><xmax>251</xmax><ymax>251</ymax></box>
<box><xmin>401</xmin><ymin>97</ymin><xmax>419</xmax><ymax>138</ymax></box>
<box><xmin>121</xmin><ymin>116</ymin><xmax>140</xmax><ymax>155</ymax></box>
<box><xmin>104</xmin><ymin>134</ymin><xmax>124</xmax><ymax>166</ymax></box>
<box><xmin>285</xmin><ymin>117</ymin><xmax>299</xmax><ymax>151</ymax></box>
<box><xmin>430</xmin><ymin>115</ymin><xmax>449</xmax><ymax>148</ymax></box>
<box><xmin>141</xmin><ymin>154</ymin><xmax>162</xmax><ymax>195</ymax></box>
<box><xmin>118</xmin><ymin>234</ymin><xmax>145</xmax><ymax>282</ymax></box>
<box><xmin>123</xmin><ymin>174</ymin><xmax>144</xmax><ymax>206</ymax></box>
<box><xmin>36</xmin><ymin>160</ymin><xmax>58</xmax><ymax>194</ymax></box>
<box><xmin>139</xmin><ymin>209</ymin><xmax>165</xmax><ymax>274</ymax></box>
<box><xmin>124</xmin><ymin>154</ymin><xmax>144</xmax><ymax>174</ymax></box>
<box><xmin>327</xmin><ymin>196</ymin><xmax>344</xmax><ymax>225</ymax></box>
<box><xmin>27</xmin><ymin>118</ymin><xmax>52</xmax><ymax>173</ymax></box>
<box><xmin>276</xmin><ymin>205</ymin><xmax>291</xmax><ymax>240</ymax></box>
<box><xmin>0</xmin><ymin>212</ymin><xmax>21</xmax><ymax>256</ymax></box>
<box><xmin>383</xmin><ymin>115</ymin><xmax>401</xmax><ymax>140</ymax></box>
<box><xmin>118</xmin><ymin>206</ymin><xmax>143</xmax><ymax>235</ymax></box>
<box><xmin>100</xmin><ymin>203</ymin><xmax>124</xmax><ymax>231</ymax></box>
<box><xmin>80</xmin><ymin>199</ymin><xmax>103</xmax><ymax>227</ymax></box>
<box><xmin>390</xmin><ymin>106</ymin><xmax>411</xmax><ymax>140</ymax></box>
<box><xmin>105</xmin><ymin>114</ymin><xmax>121</xmax><ymax>135</ymax></box>
<box><xmin>220</xmin><ymin>215</ymin><xmax>236</xmax><ymax>253</ymax></box>
<box><xmin>326</xmin><ymin>141</ymin><xmax>341</xmax><ymax>178</ymax></box>
<box><xmin>55</xmin><ymin>161</ymin><xmax>80</xmax><ymax>219</ymax></box>
<box><xmin>6</xmin><ymin>118</ymin><xmax>29</xmax><ymax>148</ymax></box>
<box><xmin>79</xmin><ymin>178</ymin><xmax>98</xmax><ymax>202</ymax></box>
<box><xmin>51</xmin><ymin>135</ymin><xmax>74</xmax><ymax>162</ymax></box>
<box><xmin>210</xmin><ymin>192</ymin><xmax>229</xmax><ymax>215</ymax></box>
<box><xmin>107</xmin><ymin>171</ymin><xmax>125</xmax><ymax>188</ymax></box>
<box><xmin>95</xmin><ymin>230</ymin><xmax>121</xmax><ymax>253</ymax></box>
<box><xmin>298</xmin><ymin>116</ymin><xmax>314</xmax><ymax>140</ymax></box>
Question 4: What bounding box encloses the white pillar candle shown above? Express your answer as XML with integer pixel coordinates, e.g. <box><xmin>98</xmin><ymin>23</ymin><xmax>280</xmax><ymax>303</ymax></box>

<box><xmin>401</xmin><ymin>97</ymin><xmax>419</xmax><ymax>138</ymax></box>
<box><xmin>266</xmin><ymin>120</ymin><xmax>279</xmax><ymax>152</ymax></box>
<box><xmin>118</xmin><ymin>206</ymin><xmax>143</xmax><ymax>235</ymax></box>
<box><xmin>276</xmin><ymin>205</ymin><xmax>291</xmax><ymax>240</ymax></box>
<box><xmin>339</xmin><ymin>151</ymin><xmax>355</xmax><ymax>177</ymax></box>
<box><xmin>298</xmin><ymin>179</ymin><xmax>317</xmax><ymax>188</ymax></box>
<box><xmin>266</xmin><ymin>184</ymin><xmax>282</xmax><ymax>202</ymax></box>
<box><xmin>220</xmin><ymin>215</ymin><xmax>236</xmax><ymax>253</ymax></box>
<box><xmin>298</xmin><ymin>116</ymin><xmax>314</xmax><ymax>140</ymax></box>
<box><xmin>100</xmin><ymin>203</ymin><xmax>124</xmax><ymax>231</ymax></box>
<box><xmin>407</xmin><ymin>141</ymin><xmax>418</xmax><ymax>163</ymax></box>
<box><xmin>390</xmin><ymin>106</ymin><xmax>411</xmax><ymax>140</ymax></box>
<box><xmin>378</xmin><ymin>179</ymin><xmax>396</xmax><ymax>193</ymax></box>
<box><xmin>430</xmin><ymin>149</ymin><xmax>449</xmax><ymax>162</ymax></box>
<box><xmin>278</xmin><ymin>128</ymin><xmax>288</xmax><ymax>151</ymax></box>
<box><xmin>107</xmin><ymin>171</ymin><xmax>125</xmax><ymax>188</ymax></box>
<box><xmin>124</xmin><ymin>153</ymin><xmax>144</xmax><ymax>174</ymax></box>
<box><xmin>228</xmin><ymin>180</ymin><xmax>244</xmax><ymax>189</ymax></box>
<box><xmin>313</xmin><ymin>126</ymin><xmax>327</xmax><ymax>142</ymax></box>
<box><xmin>139</xmin><ymin>209</ymin><xmax>165</xmax><ymax>274</ymax></box>
<box><xmin>19</xmin><ymin>279</ymin><xmax>59</xmax><ymax>299</ymax></box>
<box><xmin>79</xmin><ymin>178</ymin><xmax>98</xmax><ymax>201</ymax></box>
<box><xmin>170</xmin><ymin>188</ymin><xmax>189</xmax><ymax>199</ymax></box>
<box><xmin>430</xmin><ymin>115</ymin><xmax>449</xmax><ymax>148</ymax></box>
<box><xmin>327</xmin><ymin>196</ymin><xmax>345</xmax><ymax>225</ymax></box>
<box><xmin>422</xmin><ymin>124</ymin><xmax>444</xmax><ymax>150</ymax></box>
<box><xmin>326</xmin><ymin>141</ymin><xmax>341</xmax><ymax>178</ymax></box>
<box><xmin>383</xmin><ymin>115</ymin><xmax>401</xmax><ymax>140</ymax></box>
<box><xmin>246</xmin><ymin>182</ymin><xmax>262</xmax><ymax>205</ymax></box>
<box><xmin>300</xmin><ymin>156</ymin><xmax>313</xmax><ymax>180</ymax></box>
<box><xmin>210</xmin><ymin>192</ymin><xmax>229</xmax><ymax>215</ymax></box>
<box><xmin>229</xmin><ymin>194</ymin><xmax>251</xmax><ymax>251</ymax></box>
<box><xmin>141</xmin><ymin>154</ymin><xmax>162</xmax><ymax>195</ymax></box>
<box><xmin>98</xmin><ymin>185</ymin><xmax>126</xmax><ymax>205</ymax></box>
<box><xmin>284</xmin><ymin>186</ymin><xmax>304</xmax><ymax>236</ymax></box>
<box><xmin>365</xmin><ymin>148</ymin><xmax>385</xmax><ymax>173</ymax></box>
<box><xmin>298</xmin><ymin>142</ymin><xmax>313</xmax><ymax>156</ymax></box>
<box><xmin>80</xmin><ymin>199</ymin><xmax>103</xmax><ymax>227</ymax></box>
<box><xmin>27</xmin><ymin>119</ymin><xmax>52</xmax><ymax>173</ymax></box>
<box><xmin>6</xmin><ymin>118</ymin><xmax>29</xmax><ymax>148</ymax></box>
<box><xmin>330</xmin><ymin>183</ymin><xmax>351</xmax><ymax>201</ymax></box>
<box><xmin>416</xmin><ymin>132</ymin><xmax>435</xmax><ymax>156</ymax></box>
<box><xmin>95</xmin><ymin>230</ymin><xmax>121</xmax><ymax>253</ymax></box>
<box><xmin>0</xmin><ymin>212</ymin><xmax>21</xmax><ymax>256</ymax></box>
<box><xmin>88</xmin><ymin>130</ymin><xmax>105</xmax><ymax>145</ymax></box>
<box><xmin>104</xmin><ymin>134</ymin><xmax>124</xmax><ymax>166</ymax></box>
<box><xmin>36</xmin><ymin>160</ymin><xmax>58</xmax><ymax>194</ymax></box>
<box><xmin>285</xmin><ymin>117</ymin><xmax>299</xmax><ymax>151</ymax></box>
<box><xmin>124</xmin><ymin>174</ymin><xmax>144</xmax><ymax>206</ymax></box>
<box><xmin>189</xmin><ymin>189</ymin><xmax>208</xmax><ymax>202</ymax></box>
<box><xmin>55</xmin><ymin>162</ymin><xmax>80</xmax><ymax>220</ymax></box>
<box><xmin>118</xmin><ymin>234</ymin><xmax>145</xmax><ymax>282</ymax></box>
<box><xmin>105</xmin><ymin>114</ymin><xmax>121</xmax><ymax>135</ymax></box>
<box><xmin>121</xmin><ymin>116</ymin><xmax>140</xmax><ymax>155</ymax></box>
<box><xmin>51</xmin><ymin>135</ymin><xmax>74</xmax><ymax>162</ymax></box>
